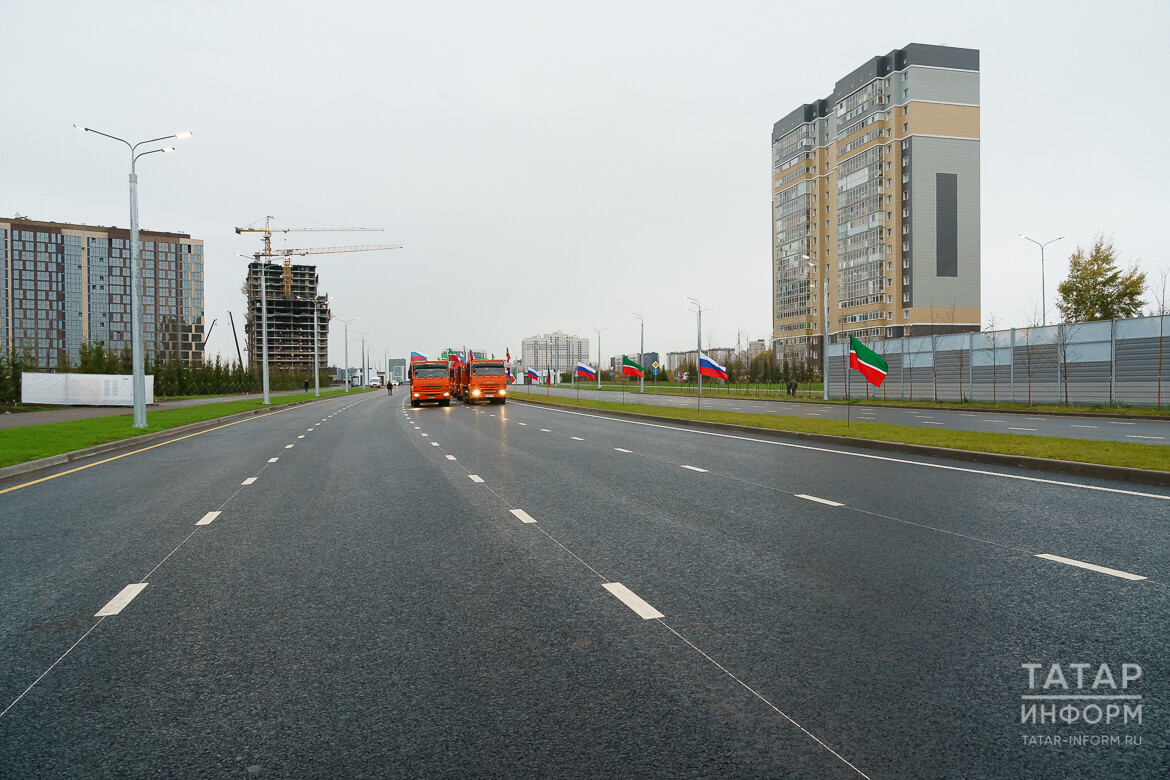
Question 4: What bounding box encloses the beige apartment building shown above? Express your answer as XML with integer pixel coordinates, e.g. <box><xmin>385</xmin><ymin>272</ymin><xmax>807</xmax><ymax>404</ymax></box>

<box><xmin>771</xmin><ymin>43</ymin><xmax>980</xmax><ymax>368</ymax></box>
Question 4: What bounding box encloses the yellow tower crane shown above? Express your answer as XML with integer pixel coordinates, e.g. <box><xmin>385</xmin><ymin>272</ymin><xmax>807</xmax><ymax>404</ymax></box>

<box><xmin>234</xmin><ymin>216</ymin><xmax>400</xmax><ymax>293</ymax></box>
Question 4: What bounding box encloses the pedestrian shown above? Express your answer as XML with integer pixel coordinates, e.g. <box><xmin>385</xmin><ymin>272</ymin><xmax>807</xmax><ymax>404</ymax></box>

<box><xmin>388</xmin><ymin>381</ymin><xmax>393</xmax><ymax>395</ymax></box>
<box><xmin>304</xmin><ymin>379</ymin><xmax>309</xmax><ymax>394</ymax></box>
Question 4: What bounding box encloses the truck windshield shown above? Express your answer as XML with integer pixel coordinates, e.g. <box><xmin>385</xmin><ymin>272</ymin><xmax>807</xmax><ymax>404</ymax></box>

<box><xmin>472</xmin><ymin>364</ymin><xmax>506</xmax><ymax>376</ymax></box>
<box><xmin>413</xmin><ymin>367</ymin><xmax>447</xmax><ymax>378</ymax></box>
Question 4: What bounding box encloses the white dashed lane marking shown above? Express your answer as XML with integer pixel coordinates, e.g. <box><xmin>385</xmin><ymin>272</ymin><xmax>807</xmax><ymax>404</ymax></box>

<box><xmin>242</xmin><ymin>477</ymin><xmax>257</xmax><ymax>485</ymax></box>
<box><xmin>1035</xmin><ymin>554</ymin><xmax>1146</xmax><ymax>581</ymax></box>
<box><xmin>95</xmin><ymin>584</ymin><xmax>148</xmax><ymax>617</ymax></box>
<box><xmin>681</xmin><ymin>465</ymin><xmax>708</xmax><ymax>473</ymax></box>
<box><xmin>468</xmin><ymin>474</ymin><xmax>485</xmax><ymax>483</ymax></box>
<box><xmin>510</xmin><ymin>509</ymin><xmax>537</xmax><ymax>524</ymax></box>
<box><xmin>196</xmin><ymin>511</ymin><xmax>221</xmax><ymax>526</ymax></box>
<box><xmin>796</xmin><ymin>494</ymin><xmax>844</xmax><ymax>507</ymax></box>
<box><xmin>603</xmin><ymin>583</ymin><xmax>664</xmax><ymax>620</ymax></box>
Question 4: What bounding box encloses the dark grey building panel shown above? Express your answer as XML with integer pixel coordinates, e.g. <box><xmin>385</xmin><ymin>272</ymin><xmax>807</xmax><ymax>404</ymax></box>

<box><xmin>936</xmin><ymin>173</ymin><xmax>958</xmax><ymax>278</ymax></box>
<box><xmin>901</xmin><ymin>43</ymin><xmax>979</xmax><ymax>73</ymax></box>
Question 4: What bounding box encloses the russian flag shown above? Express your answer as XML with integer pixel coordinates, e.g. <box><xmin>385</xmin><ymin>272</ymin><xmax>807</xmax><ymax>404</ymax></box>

<box><xmin>698</xmin><ymin>352</ymin><xmax>728</xmax><ymax>381</ymax></box>
<box><xmin>410</xmin><ymin>351</ymin><xmax>428</xmax><ymax>363</ymax></box>
<box><xmin>526</xmin><ymin>368</ymin><xmax>540</xmax><ymax>382</ymax></box>
<box><xmin>576</xmin><ymin>362</ymin><xmax>597</xmax><ymax>380</ymax></box>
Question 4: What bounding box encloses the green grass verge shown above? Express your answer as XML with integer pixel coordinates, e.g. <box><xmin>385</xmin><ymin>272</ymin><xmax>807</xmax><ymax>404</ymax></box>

<box><xmin>510</xmin><ymin>391</ymin><xmax>1170</xmax><ymax>473</ymax></box>
<box><xmin>579</xmin><ymin>384</ymin><xmax>1170</xmax><ymax>417</ymax></box>
<box><xmin>0</xmin><ymin>388</ymin><xmax>370</xmax><ymax>469</ymax></box>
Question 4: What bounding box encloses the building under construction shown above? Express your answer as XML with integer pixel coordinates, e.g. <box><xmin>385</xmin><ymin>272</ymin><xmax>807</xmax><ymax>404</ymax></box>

<box><xmin>244</xmin><ymin>261</ymin><xmax>330</xmax><ymax>375</ymax></box>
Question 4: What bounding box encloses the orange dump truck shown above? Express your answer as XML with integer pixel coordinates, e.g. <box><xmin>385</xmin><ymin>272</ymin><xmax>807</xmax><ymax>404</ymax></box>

<box><xmin>460</xmin><ymin>359</ymin><xmax>508</xmax><ymax>404</ymax></box>
<box><xmin>408</xmin><ymin>360</ymin><xmax>452</xmax><ymax>407</ymax></box>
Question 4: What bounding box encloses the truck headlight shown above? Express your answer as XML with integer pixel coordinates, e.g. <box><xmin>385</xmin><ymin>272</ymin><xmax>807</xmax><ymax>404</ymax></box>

<box><xmin>413</xmin><ymin>393</ymin><xmax>420</xmax><ymax>398</ymax></box>
<box><xmin>472</xmin><ymin>389</ymin><xmax>481</xmax><ymax>397</ymax></box>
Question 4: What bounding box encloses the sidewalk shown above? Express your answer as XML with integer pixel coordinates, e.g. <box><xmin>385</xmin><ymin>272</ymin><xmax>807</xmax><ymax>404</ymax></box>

<box><xmin>0</xmin><ymin>389</ymin><xmax>330</xmax><ymax>430</ymax></box>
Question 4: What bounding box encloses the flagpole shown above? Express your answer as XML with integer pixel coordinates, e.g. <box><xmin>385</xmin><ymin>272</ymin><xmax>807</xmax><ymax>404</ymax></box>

<box><xmin>846</xmin><ymin>338</ymin><xmax>851</xmax><ymax>428</ymax></box>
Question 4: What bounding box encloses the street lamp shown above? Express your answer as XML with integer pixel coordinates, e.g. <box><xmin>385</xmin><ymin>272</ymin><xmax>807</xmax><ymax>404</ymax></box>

<box><xmin>296</xmin><ymin>294</ymin><xmax>331</xmax><ymax>397</ymax></box>
<box><xmin>631</xmin><ymin>312</ymin><xmax>644</xmax><ymax>393</ymax></box>
<box><xmin>75</xmin><ymin>124</ymin><xmax>193</xmax><ymax>427</ymax></box>
<box><xmin>590</xmin><ymin>326</ymin><xmax>607</xmax><ymax>390</ymax></box>
<box><xmin>805</xmin><ymin>254</ymin><xmax>828</xmax><ymax>400</ymax></box>
<box><xmin>355</xmin><ymin>329</ymin><xmax>373</xmax><ymax>389</ymax></box>
<box><xmin>1019</xmin><ymin>234</ymin><xmax>1063</xmax><ymax>326</ymax></box>
<box><xmin>683</xmin><ymin>297</ymin><xmax>703</xmax><ymax>404</ymax></box>
<box><xmin>236</xmin><ymin>252</ymin><xmax>275</xmax><ymax>404</ymax></box>
<box><xmin>330</xmin><ymin>316</ymin><xmax>357</xmax><ymax>392</ymax></box>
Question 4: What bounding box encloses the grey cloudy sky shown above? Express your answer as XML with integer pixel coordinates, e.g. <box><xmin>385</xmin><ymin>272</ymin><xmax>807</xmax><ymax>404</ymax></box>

<box><xmin>3</xmin><ymin>1</ymin><xmax>1167</xmax><ymax>369</ymax></box>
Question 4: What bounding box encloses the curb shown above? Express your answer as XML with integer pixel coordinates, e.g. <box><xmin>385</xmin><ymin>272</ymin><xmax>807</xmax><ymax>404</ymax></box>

<box><xmin>513</xmin><ymin>397</ymin><xmax>1170</xmax><ymax>489</ymax></box>
<box><xmin>0</xmin><ymin>395</ymin><xmax>337</xmax><ymax>485</ymax></box>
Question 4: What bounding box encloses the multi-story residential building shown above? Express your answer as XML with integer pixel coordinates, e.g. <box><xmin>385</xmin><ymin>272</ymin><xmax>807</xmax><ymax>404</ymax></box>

<box><xmin>0</xmin><ymin>217</ymin><xmax>205</xmax><ymax>369</ymax></box>
<box><xmin>665</xmin><ymin>348</ymin><xmax>734</xmax><ymax>372</ymax></box>
<box><xmin>770</xmin><ymin>43</ymin><xmax>980</xmax><ymax>368</ymax></box>
<box><xmin>521</xmin><ymin>331</ymin><xmax>590</xmax><ymax>374</ymax></box>
<box><xmin>244</xmin><ymin>261</ymin><xmax>330</xmax><ymax>375</ymax></box>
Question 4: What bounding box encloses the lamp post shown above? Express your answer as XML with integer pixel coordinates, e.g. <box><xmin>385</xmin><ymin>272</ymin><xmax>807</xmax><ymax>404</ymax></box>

<box><xmin>75</xmin><ymin>124</ymin><xmax>193</xmax><ymax>427</ymax></box>
<box><xmin>356</xmin><ymin>329</ymin><xmax>373</xmax><ymax>389</ymax></box>
<box><xmin>804</xmin><ymin>254</ymin><xmax>829</xmax><ymax>400</ymax></box>
<box><xmin>684</xmin><ymin>297</ymin><xmax>703</xmax><ymax>405</ymax></box>
<box><xmin>331</xmin><ymin>316</ymin><xmax>357</xmax><ymax>392</ymax></box>
<box><xmin>236</xmin><ymin>252</ymin><xmax>274</xmax><ymax>404</ymax></box>
<box><xmin>1019</xmin><ymin>234</ymin><xmax>1063</xmax><ymax>326</ymax></box>
<box><xmin>631</xmin><ymin>312</ymin><xmax>644</xmax><ymax>393</ymax></box>
<box><xmin>590</xmin><ymin>327</ymin><xmax>607</xmax><ymax>390</ymax></box>
<box><xmin>296</xmin><ymin>294</ymin><xmax>330</xmax><ymax>397</ymax></box>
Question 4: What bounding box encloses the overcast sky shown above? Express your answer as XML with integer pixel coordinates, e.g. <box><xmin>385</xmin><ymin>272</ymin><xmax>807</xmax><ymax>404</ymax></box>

<box><xmin>3</xmin><ymin>1</ymin><xmax>1167</xmax><ymax>369</ymax></box>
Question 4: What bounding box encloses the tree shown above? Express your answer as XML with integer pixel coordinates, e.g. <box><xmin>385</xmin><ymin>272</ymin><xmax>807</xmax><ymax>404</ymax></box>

<box><xmin>1055</xmin><ymin>235</ymin><xmax>1147</xmax><ymax>322</ymax></box>
<box><xmin>984</xmin><ymin>313</ymin><xmax>1002</xmax><ymax>403</ymax></box>
<box><xmin>1153</xmin><ymin>268</ymin><xmax>1168</xmax><ymax>408</ymax></box>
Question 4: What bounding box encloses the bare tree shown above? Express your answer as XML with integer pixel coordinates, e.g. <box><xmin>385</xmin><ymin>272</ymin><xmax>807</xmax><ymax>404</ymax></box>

<box><xmin>984</xmin><ymin>313</ymin><xmax>1001</xmax><ymax>403</ymax></box>
<box><xmin>1020</xmin><ymin>313</ymin><xmax>1046</xmax><ymax>406</ymax></box>
<box><xmin>1053</xmin><ymin>321</ymin><xmax>1081</xmax><ymax>406</ymax></box>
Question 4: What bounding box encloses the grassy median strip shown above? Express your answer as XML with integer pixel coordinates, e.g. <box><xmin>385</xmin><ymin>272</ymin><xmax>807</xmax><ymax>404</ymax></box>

<box><xmin>510</xmin><ymin>391</ymin><xmax>1170</xmax><ymax>473</ymax></box>
<box><xmin>0</xmin><ymin>388</ymin><xmax>368</xmax><ymax>469</ymax></box>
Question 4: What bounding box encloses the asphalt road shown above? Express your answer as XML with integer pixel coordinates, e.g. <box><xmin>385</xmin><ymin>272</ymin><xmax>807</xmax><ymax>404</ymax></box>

<box><xmin>528</xmin><ymin>385</ymin><xmax>1170</xmax><ymax>444</ymax></box>
<box><xmin>1</xmin><ymin>392</ymin><xmax>1166</xmax><ymax>777</ymax></box>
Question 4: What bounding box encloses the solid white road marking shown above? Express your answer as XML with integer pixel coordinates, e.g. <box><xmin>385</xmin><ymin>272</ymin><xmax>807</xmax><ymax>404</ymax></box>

<box><xmin>603</xmin><ymin>583</ymin><xmax>664</xmax><ymax>620</ymax></box>
<box><xmin>571</xmin><ymin>436</ymin><xmax>584</xmax><ymax>441</ymax></box>
<box><xmin>1035</xmin><ymin>554</ymin><xmax>1146</xmax><ymax>581</ymax></box>
<box><xmin>1009</xmin><ymin>427</ymin><xmax>1036</xmax><ymax>432</ymax></box>
<box><xmin>681</xmin><ymin>465</ymin><xmax>708</xmax><ymax>473</ymax></box>
<box><xmin>268</xmin><ymin>458</ymin><xmax>279</xmax><ymax>463</ymax></box>
<box><xmin>796</xmin><ymin>494</ymin><xmax>844</xmax><ymax>507</ymax></box>
<box><xmin>469</xmin><ymin>474</ymin><xmax>485</xmax><ymax>483</ymax></box>
<box><xmin>614</xmin><ymin>448</ymin><xmax>632</xmax><ymax>453</ymax></box>
<box><xmin>1127</xmin><ymin>435</ymin><xmax>1165</xmax><ymax>440</ymax></box>
<box><xmin>242</xmin><ymin>477</ymin><xmax>257</xmax><ymax>485</ymax></box>
<box><xmin>510</xmin><ymin>509</ymin><xmax>537</xmax><ymax>524</ymax></box>
<box><xmin>96</xmin><ymin>583</ymin><xmax>148</xmax><ymax>617</ymax></box>
<box><xmin>1071</xmin><ymin>425</ymin><xmax>1098</xmax><ymax>429</ymax></box>
<box><xmin>446</xmin><ymin>455</ymin><xmax>457</xmax><ymax>460</ymax></box>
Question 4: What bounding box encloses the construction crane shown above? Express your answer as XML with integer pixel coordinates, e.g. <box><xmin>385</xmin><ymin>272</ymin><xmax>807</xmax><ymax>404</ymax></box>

<box><xmin>235</xmin><ymin>215</ymin><xmax>400</xmax><ymax>294</ymax></box>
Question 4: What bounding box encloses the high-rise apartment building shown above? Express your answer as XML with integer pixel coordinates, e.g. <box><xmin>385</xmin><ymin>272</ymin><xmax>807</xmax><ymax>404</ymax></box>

<box><xmin>0</xmin><ymin>218</ymin><xmax>205</xmax><ymax>369</ymax></box>
<box><xmin>771</xmin><ymin>44</ymin><xmax>980</xmax><ymax>367</ymax></box>
<box><xmin>244</xmin><ymin>261</ymin><xmax>330</xmax><ymax>374</ymax></box>
<box><xmin>521</xmin><ymin>331</ymin><xmax>590</xmax><ymax>374</ymax></box>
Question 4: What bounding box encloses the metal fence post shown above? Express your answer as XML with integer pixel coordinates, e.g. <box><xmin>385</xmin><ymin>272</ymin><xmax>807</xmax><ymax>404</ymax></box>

<box><xmin>1110</xmin><ymin>318</ymin><xmax>1116</xmax><ymax>404</ymax></box>
<box><xmin>1010</xmin><ymin>327</ymin><xmax>1016</xmax><ymax>403</ymax></box>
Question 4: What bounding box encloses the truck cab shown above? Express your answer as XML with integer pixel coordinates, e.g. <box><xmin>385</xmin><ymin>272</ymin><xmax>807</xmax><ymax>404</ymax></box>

<box><xmin>408</xmin><ymin>361</ymin><xmax>452</xmax><ymax>407</ymax></box>
<box><xmin>462</xmin><ymin>360</ymin><xmax>508</xmax><ymax>404</ymax></box>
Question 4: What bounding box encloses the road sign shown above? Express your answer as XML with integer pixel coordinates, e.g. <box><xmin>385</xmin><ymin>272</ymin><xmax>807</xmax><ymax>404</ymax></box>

<box><xmin>652</xmin><ymin>361</ymin><xmax>659</xmax><ymax>369</ymax></box>
<box><xmin>610</xmin><ymin>370</ymin><xmax>614</xmax><ymax>377</ymax></box>
<box><xmin>675</xmin><ymin>371</ymin><xmax>681</xmax><ymax>379</ymax></box>
<box><xmin>653</xmin><ymin>368</ymin><xmax>659</xmax><ymax>375</ymax></box>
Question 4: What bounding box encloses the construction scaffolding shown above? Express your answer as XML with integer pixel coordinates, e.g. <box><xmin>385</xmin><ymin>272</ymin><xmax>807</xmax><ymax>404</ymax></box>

<box><xmin>243</xmin><ymin>262</ymin><xmax>331</xmax><ymax>375</ymax></box>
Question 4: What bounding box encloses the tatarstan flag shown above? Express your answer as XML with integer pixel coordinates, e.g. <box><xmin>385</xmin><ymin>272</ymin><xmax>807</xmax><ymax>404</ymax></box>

<box><xmin>621</xmin><ymin>355</ymin><xmax>644</xmax><ymax>378</ymax></box>
<box><xmin>849</xmin><ymin>336</ymin><xmax>888</xmax><ymax>387</ymax></box>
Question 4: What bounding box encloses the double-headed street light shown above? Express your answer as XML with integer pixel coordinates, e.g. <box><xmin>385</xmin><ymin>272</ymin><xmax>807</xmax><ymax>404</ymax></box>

<box><xmin>683</xmin><ymin>297</ymin><xmax>703</xmax><ymax>404</ymax></box>
<box><xmin>1019</xmin><ymin>234</ymin><xmax>1063</xmax><ymax>326</ymax></box>
<box><xmin>75</xmin><ymin>124</ymin><xmax>193</xmax><ymax>427</ymax></box>
<box><xmin>236</xmin><ymin>252</ymin><xmax>274</xmax><ymax>404</ymax></box>
<box><xmin>805</xmin><ymin>254</ymin><xmax>828</xmax><ymax>400</ymax></box>
<box><xmin>355</xmin><ymin>329</ymin><xmax>373</xmax><ymax>389</ymax></box>
<box><xmin>331</xmin><ymin>316</ymin><xmax>358</xmax><ymax>392</ymax></box>
<box><xmin>590</xmin><ymin>326</ymin><xmax>607</xmax><ymax>390</ymax></box>
<box><xmin>630</xmin><ymin>312</ymin><xmax>644</xmax><ymax>393</ymax></box>
<box><xmin>296</xmin><ymin>294</ymin><xmax>331</xmax><ymax>397</ymax></box>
